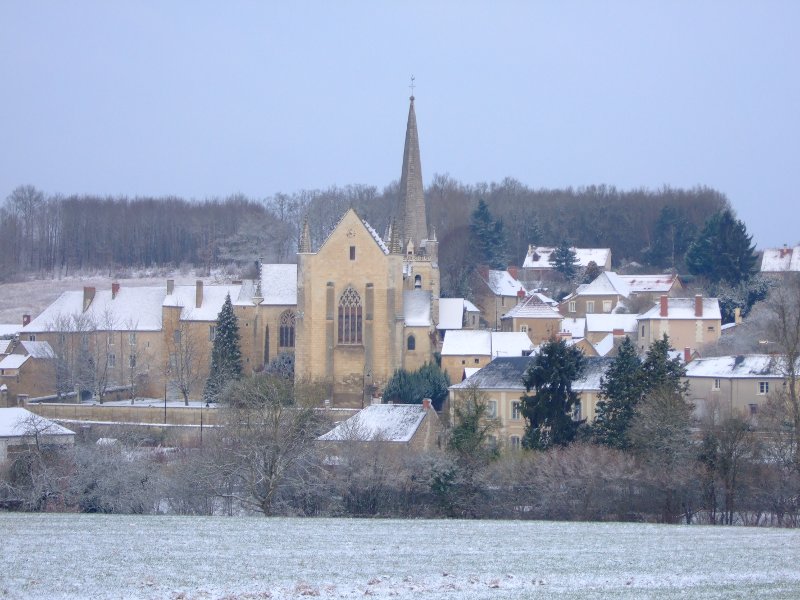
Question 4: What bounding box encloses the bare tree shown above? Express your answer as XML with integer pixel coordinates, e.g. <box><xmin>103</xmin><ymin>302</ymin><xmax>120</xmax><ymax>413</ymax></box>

<box><xmin>165</xmin><ymin>319</ymin><xmax>208</xmax><ymax>406</ymax></box>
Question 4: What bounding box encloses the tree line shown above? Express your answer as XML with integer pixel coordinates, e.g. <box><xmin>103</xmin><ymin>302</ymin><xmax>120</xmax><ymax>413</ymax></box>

<box><xmin>2</xmin><ymin>180</ymin><xmax>727</xmax><ymax>287</ymax></box>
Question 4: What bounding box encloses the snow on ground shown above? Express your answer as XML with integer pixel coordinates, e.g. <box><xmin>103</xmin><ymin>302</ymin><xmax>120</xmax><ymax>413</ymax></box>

<box><xmin>1</xmin><ymin>515</ymin><xmax>799</xmax><ymax>599</ymax></box>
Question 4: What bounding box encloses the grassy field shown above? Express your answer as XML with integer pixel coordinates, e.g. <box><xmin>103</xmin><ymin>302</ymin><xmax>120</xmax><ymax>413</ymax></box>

<box><xmin>1</xmin><ymin>514</ymin><xmax>799</xmax><ymax>599</ymax></box>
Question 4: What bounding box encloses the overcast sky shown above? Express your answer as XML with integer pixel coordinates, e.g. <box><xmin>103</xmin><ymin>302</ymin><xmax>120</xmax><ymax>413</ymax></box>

<box><xmin>2</xmin><ymin>1</ymin><xmax>798</xmax><ymax>249</ymax></box>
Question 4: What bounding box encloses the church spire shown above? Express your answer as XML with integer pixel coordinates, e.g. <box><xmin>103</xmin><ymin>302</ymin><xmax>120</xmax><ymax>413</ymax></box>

<box><xmin>399</xmin><ymin>91</ymin><xmax>427</xmax><ymax>254</ymax></box>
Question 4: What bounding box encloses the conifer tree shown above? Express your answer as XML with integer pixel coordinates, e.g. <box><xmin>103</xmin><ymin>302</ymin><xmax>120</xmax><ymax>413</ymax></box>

<box><xmin>551</xmin><ymin>240</ymin><xmax>580</xmax><ymax>280</ymax></box>
<box><xmin>469</xmin><ymin>199</ymin><xmax>507</xmax><ymax>269</ymax></box>
<box><xmin>641</xmin><ymin>334</ymin><xmax>689</xmax><ymax>397</ymax></box>
<box><xmin>203</xmin><ymin>293</ymin><xmax>243</xmax><ymax>403</ymax></box>
<box><xmin>593</xmin><ymin>337</ymin><xmax>645</xmax><ymax>448</ymax></box>
<box><xmin>520</xmin><ymin>338</ymin><xmax>585</xmax><ymax>449</ymax></box>
<box><xmin>685</xmin><ymin>209</ymin><xmax>757</xmax><ymax>285</ymax></box>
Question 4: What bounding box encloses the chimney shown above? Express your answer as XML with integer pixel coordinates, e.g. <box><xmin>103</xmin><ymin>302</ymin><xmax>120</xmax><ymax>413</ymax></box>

<box><xmin>695</xmin><ymin>294</ymin><xmax>703</xmax><ymax>318</ymax></box>
<box><xmin>612</xmin><ymin>328</ymin><xmax>624</xmax><ymax>337</ymax></box>
<box><xmin>166</xmin><ymin>279</ymin><xmax>174</xmax><ymax>295</ymax></box>
<box><xmin>83</xmin><ymin>287</ymin><xmax>96</xmax><ymax>312</ymax></box>
<box><xmin>684</xmin><ymin>347</ymin><xmax>692</xmax><ymax>363</ymax></box>
<box><xmin>111</xmin><ymin>282</ymin><xmax>120</xmax><ymax>299</ymax></box>
<box><xmin>195</xmin><ymin>280</ymin><xmax>204</xmax><ymax>309</ymax></box>
<box><xmin>660</xmin><ymin>295</ymin><xmax>668</xmax><ymax>317</ymax></box>
<box><xmin>517</xmin><ymin>289</ymin><xmax>526</xmax><ymax>299</ymax></box>
<box><xmin>22</xmin><ymin>314</ymin><xmax>31</xmax><ymax>327</ymax></box>
<box><xmin>734</xmin><ymin>306</ymin><xmax>742</xmax><ymax>325</ymax></box>
<box><xmin>422</xmin><ymin>398</ymin><xmax>432</xmax><ymax>410</ymax></box>
<box><xmin>557</xmin><ymin>331</ymin><xmax>573</xmax><ymax>342</ymax></box>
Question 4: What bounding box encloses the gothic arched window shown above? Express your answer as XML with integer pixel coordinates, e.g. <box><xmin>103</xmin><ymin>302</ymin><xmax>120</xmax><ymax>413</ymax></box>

<box><xmin>338</xmin><ymin>287</ymin><xmax>362</xmax><ymax>344</ymax></box>
<box><xmin>279</xmin><ymin>310</ymin><xmax>296</xmax><ymax>348</ymax></box>
<box><xmin>407</xmin><ymin>335</ymin><xmax>416</xmax><ymax>350</ymax></box>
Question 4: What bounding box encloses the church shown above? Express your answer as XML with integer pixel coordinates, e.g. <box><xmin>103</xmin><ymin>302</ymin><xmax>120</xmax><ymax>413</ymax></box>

<box><xmin>293</xmin><ymin>95</ymin><xmax>441</xmax><ymax>406</ymax></box>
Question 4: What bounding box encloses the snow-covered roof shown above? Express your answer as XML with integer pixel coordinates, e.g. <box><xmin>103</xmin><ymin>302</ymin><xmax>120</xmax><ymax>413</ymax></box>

<box><xmin>685</xmin><ymin>354</ymin><xmax>792</xmax><ymax>379</ymax></box>
<box><xmin>761</xmin><ymin>246</ymin><xmax>800</xmax><ymax>272</ymax></box>
<box><xmin>0</xmin><ymin>407</ymin><xmax>75</xmax><ymax>438</ymax></box>
<box><xmin>442</xmin><ymin>330</ymin><xmax>491</xmax><ymax>356</ymax></box>
<box><xmin>0</xmin><ymin>340</ymin><xmax>12</xmax><ymax>355</ymax></box>
<box><xmin>258</xmin><ymin>264</ymin><xmax>298</xmax><ymax>305</ymax></box>
<box><xmin>482</xmin><ymin>269</ymin><xmax>526</xmax><ymax>297</ymax></box>
<box><xmin>585</xmin><ymin>314</ymin><xmax>638</xmax><ymax>334</ymax></box>
<box><xmin>317</xmin><ymin>403</ymin><xmax>428</xmax><ymax>442</ymax></box>
<box><xmin>462</xmin><ymin>367</ymin><xmax>481</xmax><ymax>380</ymax></box>
<box><xmin>404</xmin><ymin>290</ymin><xmax>431</xmax><ymax>327</ymax></box>
<box><xmin>438</xmin><ymin>298</ymin><xmax>466</xmax><ymax>330</ymax></box>
<box><xmin>164</xmin><ymin>284</ymin><xmax>240</xmax><ymax>321</ymax></box>
<box><xmin>571</xmin><ymin>272</ymin><xmax>631</xmax><ymax>298</ymax></box>
<box><xmin>362</xmin><ymin>219</ymin><xmax>389</xmax><ymax>255</ymax></box>
<box><xmin>24</xmin><ymin>286</ymin><xmax>167</xmax><ymax>333</ymax></box>
<box><xmin>0</xmin><ymin>354</ymin><xmax>29</xmax><ymax>370</ymax></box>
<box><xmin>19</xmin><ymin>341</ymin><xmax>55</xmax><ymax>359</ymax></box>
<box><xmin>618</xmin><ymin>274</ymin><xmax>679</xmax><ymax>294</ymax></box>
<box><xmin>523</xmin><ymin>246</ymin><xmax>611</xmax><ymax>269</ymax></box>
<box><xmin>560</xmin><ymin>318</ymin><xmax>586</xmax><ymax>339</ymax></box>
<box><xmin>0</xmin><ymin>324</ymin><xmax>19</xmax><ymax>338</ymax></box>
<box><xmin>638</xmin><ymin>297</ymin><xmax>721</xmax><ymax>321</ymax></box>
<box><xmin>490</xmin><ymin>332</ymin><xmax>536</xmax><ymax>358</ymax></box>
<box><xmin>573</xmin><ymin>357</ymin><xmax>614</xmax><ymax>392</ymax></box>
<box><xmin>464</xmin><ymin>299</ymin><xmax>480</xmax><ymax>312</ymax></box>
<box><xmin>592</xmin><ymin>334</ymin><xmax>615</xmax><ymax>357</ymax></box>
<box><xmin>501</xmin><ymin>295</ymin><xmax>563</xmax><ymax>320</ymax></box>
<box><xmin>530</xmin><ymin>291</ymin><xmax>558</xmax><ymax>306</ymax></box>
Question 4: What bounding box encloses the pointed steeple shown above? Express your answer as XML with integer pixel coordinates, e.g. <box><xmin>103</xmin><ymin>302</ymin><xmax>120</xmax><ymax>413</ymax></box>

<box><xmin>389</xmin><ymin>219</ymin><xmax>402</xmax><ymax>254</ymax></box>
<box><xmin>298</xmin><ymin>216</ymin><xmax>311</xmax><ymax>253</ymax></box>
<box><xmin>398</xmin><ymin>94</ymin><xmax>427</xmax><ymax>254</ymax></box>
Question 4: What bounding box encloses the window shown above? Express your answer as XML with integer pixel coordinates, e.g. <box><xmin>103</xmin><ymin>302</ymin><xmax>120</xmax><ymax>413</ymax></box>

<box><xmin>749</xmin><ymin>403</ymin><xmax>758</xmax><ymax>416</ymax></box>
<box><xmin>512</xmin><ymin>401</ymin><xmax>522</xmax><ymax>420</ymax></box>
<box><xmin>758</xmin><ymin>381</ymin><xmax>769</xmax><ymax>395</ymax></box>
<box><xmin>414</xmin><ymin>274</ymin><xmax>422</xmax><ymax>289</ymax></box>
<box><xmin>279</xmin><ymin>310</ymin><xmax>296</xmax><ymax>348</ymax></box>
<box><xmin>407</xmin><ymin>335</ymin><xmax>415</xmax><ymax>351</ymax></box>
<box><xmin>641</xmin><ymin>326</ymin><xmax>645</xmax><ymax>337</ymax></box>
<box><xmin>209</xmin><ymin>325</ymin><xmax>216</xmax><ymax>341</ymax></box>
<box><xmin>509</xmin><ymin>436</ymin><xmax>521</xmax><ymax>451</ymax></box>
<box><xmin>487</xmin><ymin>400</ymin><xmax>497</xmax><ymax>418</ymax></box>
<box><xmin>59</xmin><ymin>334</ymin><xmax>66</xmax><ymax>344</ymax></box>
<box><xmin>707</xmin><ymin>326</ymin><xmax>715</xmax><ymax>332</ymax></box>
<box><xmin>28</xmin><ymin>334</ymin><xmax>36</xmax><ymax>341</ymax></box>
<box><xmin>129</xmin><ymin>332</ymin><xmax>136</xmax><ymax>346</ymax></box>
<box><xmin>107</xmin><ymin>334</ymin><xmax>114</xmax><ymax>347</ymax></box>
<box><xmin>573</xmin><ymin>403</ymin><xmax>582</xmax><ymax>421</ymax></box>
<box><xmin>108</xmin><ymin>353</ymin><xmax>116</xmax><ymax>368</ymax></box>
<box><xmin>568</xmin><ymin>301</ymin><xmax>576</xmax><ymax>313</ymax></box>
<box><xmin>337</xmin><ymin>287</ymin><xmax>362</xmax><ymax>344</ymax></box>
<box><xmin>129</xmin><ymin>355</ymin><xmax>136</xmax><ymax>368</ymax></box>
<box><xmin>461</xmin><ymin>359</ymin><xmax>466</xmax><ymax>365</ymax></box>
<box><xmin>586</xmin><ymin>301</ymin><xmax>595</xmax><ymax>314</ymax></box>
<box><xmin>173</xmin><ymin>329</ymin><xmax>181</xmax><ymax>344</ymax></box>
<box><xmin>474</xmin><ymin>358</ymin><xmax>480</xmax><ymax>364</ymax></box>
<box><xmin>520</xmin><ymin>325</ymin><xmax>528</xmax><ymax>333</ymax></box>
<box><xmin>603</xmin><ymin>300</ymin><xmax>612</xmax><ymax>313</ymax></box>
<box><xmin>712</xmin><ymin>378</ymin><xmax>721</xmax><ymax>391</ymax></box>
<box><xmin>349</xmin><ymin>246</ymin><xmax>356</xmax><ymax>260</ymax></box>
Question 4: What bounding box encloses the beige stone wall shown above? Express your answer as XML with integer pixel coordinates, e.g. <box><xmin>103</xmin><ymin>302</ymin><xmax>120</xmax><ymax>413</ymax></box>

<box><xmin>27</xmin><ymin>402</ymin><xmax>221</xmax><ymax>426</ymax></box>
<box><xmin>441</xmin><ymin>354</ymin><xmax>491</xmax><ymax>384</ymax></box>
<box><xmin>403</xmin><ymin>326</ymin><xmax>433</xmax><ymax>372</ymax></box>
<box><xmin>686</xmin><ymin>376</ymin><xmax>781</xmax><ymax>418</ymax></box>
<box><xmin>559</xmin><ymin>294</ymin><xmax>621</xmax><ymax>318</ymax></box>
<box><xmin>473</xmin><ymin>289</ymin><xmax>519</xmax><ymax>330</ymax></box>
<box><xmin>502</xmin><ymin>316</ymin><xmax>561</xmax><ymax>345</ymax></box>
<box><xmin>639</xmin><ymin>317</ymin><xmax>721</xmax><ymax>354</ymax></box>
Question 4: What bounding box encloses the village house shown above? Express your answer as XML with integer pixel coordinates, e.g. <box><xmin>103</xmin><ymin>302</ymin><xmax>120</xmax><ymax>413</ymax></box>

<box><xmin>760</xmin><ymin>244</ymin><xmax>800</xmax><ymax>274</ymax></box>
<box><xmin>440</xmin><ymin>330</ymin><xmax>534</xmax><ymax>383</ymax></box>
<box><xmin>471</xmin><ymin>268</ymin><xmax>527</xmax><ymax>330</ymax></box>
<box><xmin>636</xmin><ymin>295</ymin><xmax>721</xmax><ymax>355</ymax></box>
<box><xmin>559</xmin><ymin>271</ymin><xmax>682</xmax><ymax>318</ymax></box>
<box><xmin>684</xmin><ymin>354</ymin><xmax>791</xmax><ymax>419</ymax></box>
<box><xmin>0</xmin><ymin>341</ymin><xmax>58</xmax><ymax>406</ymax></box>
<box><xmin>0</xmin><ymin>406</ymin><xmax>75</xmax><ymax>463</ymax></box>
<box><xmin>436</xmin><ymin>297</ymin><xmax>481</xmax><ymax>340</ymax></box>
<box><xmin>499</xmin><ymin>294</ymin><xmax>563</xmax><ymax>345</ymax></box>
<box><xmin>522</xmin><ymin>245</ymin><xmax>611</xmax><ymax>283</ymax></box>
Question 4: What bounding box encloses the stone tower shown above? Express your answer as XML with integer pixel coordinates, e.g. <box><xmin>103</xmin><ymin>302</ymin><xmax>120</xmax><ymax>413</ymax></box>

<box><xmin>399</xmin><ymin>95</ymin><xmax>428</xmax><ymax>255</ymax></box>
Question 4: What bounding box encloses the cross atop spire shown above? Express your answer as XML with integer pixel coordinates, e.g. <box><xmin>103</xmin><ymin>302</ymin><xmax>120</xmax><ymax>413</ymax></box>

<box><xmin>409</xmin><ymin>75</ymin><xmax>415</xmax><ymax>100</ymax></box>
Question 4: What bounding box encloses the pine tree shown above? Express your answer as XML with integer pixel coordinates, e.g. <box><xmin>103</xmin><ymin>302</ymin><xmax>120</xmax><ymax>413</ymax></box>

<box><xmin>520</xmin><ymin>338</ymin><xmax>585</xmax><ymax>450</ymax></box>
<box><xmin>644</xmin><ymin>206</ymin><xmax>696</xmax><ymax>270</ymax></box>
<box><xmin>582</xmin><ymin>260</ymin><xmax>602</xmax><ymax>284</ymax></box>
<box><xmin>469</xmin><ymin>199</ymin><xmax>507</xmax><ymax>269</ymax></box>
<box><xmin>593</xmin><ymin>337</ymin><xmax>645</xmax><ymax>448</ymax></box>
<box><xmin>641</xmin><ymin>334</ymin><xmax>689</xmax><ymax>397</ymax></box>
<box><xmin>551</xmin><ymin>240</ymin><xmax>580</xmax><ymax>280</ymax></box>
<box><xmin>685</xmin><ymin>209</ymin><xmax>757</xmax><ymax>285</ymax></box>
<box><xmin>203</xmin><ymin>293</ymin><xmax>243</xmax><ymax>403</ymax></box>
<box><xmin>383</xmin><ymin>362</ymin><xmax>451</xmax><ymax>410</ymax></box>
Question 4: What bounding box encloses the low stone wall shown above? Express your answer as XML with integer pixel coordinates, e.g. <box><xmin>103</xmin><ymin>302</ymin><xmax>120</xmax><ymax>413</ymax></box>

<box><xmin>25</xmin><ymin>402</ymin><xmax>220</xmax><ymax>427</ymax></box>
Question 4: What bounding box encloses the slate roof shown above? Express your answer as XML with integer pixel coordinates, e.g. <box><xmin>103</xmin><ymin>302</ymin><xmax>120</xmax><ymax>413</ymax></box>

<box><xmin>164</xmin><ymin>285</ymin><xmax>241</xmax><ymax>321</ymax></box>
<box><xmin>685</xmin><ymin>354</ymin><xmax>794</xmax><ymax>379</ymax></box>
<box><xmin>501</xmin><ymin>295</ymin><xmax>562</xmax><ymax>320</ymax></box>
<box><xmin>317</xmin><ymin>404</ymin><xmax>427</xmax><ymax>442</ymax></box>
<box><xmin>19</xmin><ymin>341</ymin><xmax>55</xmax><ymax>359</ymax></box>
<box><xmin>573</xmin><ymin>357</ymin><xmax>615</xmax><ymax>391</ymax></box>
<box><xmin>258</xmin><ymin>264</ymin><xmax>298</xmax><ymax>305</ymax></box>
<box><xmin>0</xmin><ymin>354</ymin><xmax>29</xmax><ymax>369</ymax></box>
<box><xmin>482</xmin><ymin>269</ymin><xmax>526</xmax><ymax>296</ymax></box>
<box><xmin>404</xmin><ymin>290</ymin><xmax>431</xmax><ymax>327</ymax></box>
<box><xmin>450</xmin><ymin>356</ymin><xmax>533</xmax><ymax>390</ymax></box>
<box><xmin>585</xmin><ymin>314</ymin><xmax>638</xmax><ymax>334</ymax></box>
<box><xmin>638</xmin><ymin>297</ymin><xmax>721</xmax><ymax>321</ymax></box>
<box><xmin>618</xmin><ymin>274</ymin><xmax>679</xmax><ymax>294</ymax></box>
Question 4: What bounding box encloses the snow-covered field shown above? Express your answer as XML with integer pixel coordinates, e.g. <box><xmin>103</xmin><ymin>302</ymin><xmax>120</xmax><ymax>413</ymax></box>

<box><xmin>2</xmin><ymin>515</ymin><xmax>799</xmax><ymax>599</ymax></box>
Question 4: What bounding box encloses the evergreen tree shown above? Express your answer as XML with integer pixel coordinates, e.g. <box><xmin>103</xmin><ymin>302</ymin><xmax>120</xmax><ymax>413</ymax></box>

<box><xmin>469</xmin><ymin>199</ymin><xmax>507</xmax><ymax>269</ymax></box>
<box><xmin>551</xmin><ymin>240</ymin><xmax>580</xmax><ymax>280</ymax></box>
<box><xmin>685</xmin><ymin>209</ymin><xmax>757</xmax><ymax>285</ymax></box>
<box><xmin>582</xmin><ymin>260</ymin><xmax>602</xmax><ymax>284</ymax></box>
<box><xmin>593</xmin><ymin>337</ymin><xmax>645</xmax><ymax>448</ymax></box>
<box><xmin>644</xmin><ymin>206</ymin><xmax>696</xmax><ymax>270</ymax></box>
<box><xmin>383</xmin><ymin>362</ymin><xmax>451</xmax><ymax>410</ymax></box>
<box><xmin>203</xmin><ymin>293</ymin><xmax>243</xmax><ymax>403</ymax></box>
<box><xmin>520</xmin><ymin>338</ymin><xmax>585</xmax><ymax>450</ymax></box>
<box><xmin>641</xmin><ymin>334</ymin><xmax>689</xmax><ymax>397</ymax></box>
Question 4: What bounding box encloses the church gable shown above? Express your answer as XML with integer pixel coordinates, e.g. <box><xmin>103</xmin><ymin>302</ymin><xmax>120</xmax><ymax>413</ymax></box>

<box><xmin>315</xmin><ymin>209</ymin><xmax>389</xmax><ymax>264</ymax></box>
